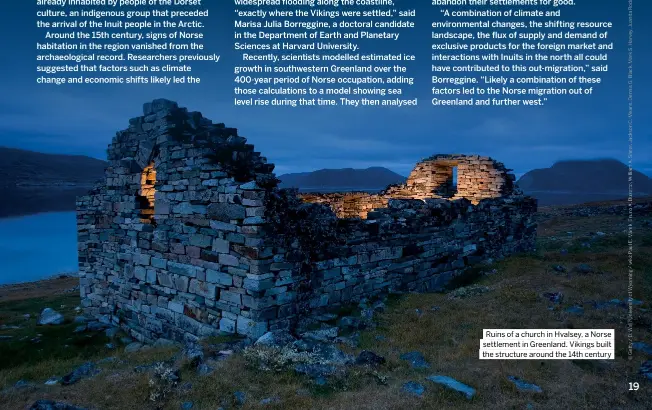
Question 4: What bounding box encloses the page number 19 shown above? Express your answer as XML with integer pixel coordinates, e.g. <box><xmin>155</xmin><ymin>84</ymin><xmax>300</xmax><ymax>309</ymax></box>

<box><xmin>629</xmin><ymin>382</ymin><xmax>639</xmax><ymax>391</ymax></box>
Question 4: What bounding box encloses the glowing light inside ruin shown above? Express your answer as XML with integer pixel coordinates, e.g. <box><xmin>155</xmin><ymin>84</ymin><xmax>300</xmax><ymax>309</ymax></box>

<box><xmin>298</xmin><ymin>155</ymin><xmax>514</xmax><ymax>219</ymax></box>
<box><xmin>139</xmin><ymin>164</ymin><xmax>156</xmax><ymax>223</ymax></box>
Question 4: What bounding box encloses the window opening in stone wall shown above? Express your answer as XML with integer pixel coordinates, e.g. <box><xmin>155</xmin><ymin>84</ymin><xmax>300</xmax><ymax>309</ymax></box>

<box><xmin>433</xmin><ymin>163</ymin><xmax>458</xmax><ymax>198</ymax></box>
<box><xmin>138</xmin><ymin>164</ymin><xmax>156</xmax><ymax>224</ymax></box>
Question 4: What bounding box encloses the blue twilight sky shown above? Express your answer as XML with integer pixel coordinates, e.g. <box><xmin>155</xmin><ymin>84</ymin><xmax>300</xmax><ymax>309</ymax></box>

<box><xmin>0</xmin><ymin>0</ymin><xmax>649</xmax><ymax>177</ymax></box>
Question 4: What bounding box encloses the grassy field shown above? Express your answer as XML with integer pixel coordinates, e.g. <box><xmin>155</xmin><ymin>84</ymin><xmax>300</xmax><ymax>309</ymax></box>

<box><xmin>0</xmin><ymin>200</ymin><xmax>650</xmax><ymax>409</ymax></box>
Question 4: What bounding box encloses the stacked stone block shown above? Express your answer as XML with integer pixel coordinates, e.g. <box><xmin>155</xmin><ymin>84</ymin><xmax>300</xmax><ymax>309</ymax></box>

<box><xmin>77</xmin><ymin>99</ymin><xmax>276</xmax><ymax>344</ymax></box>
<box><xmin>391</xmin><ymin>154</ymin><xmax>518</xmax><ymax>204</ymax></box>
<box><xmin>298</xmin><ymin>192</ymin><xmax>389</xmax><ymax>219</ymax></box>
<box><xmin>77</xmin><ymin>99</ymin><xmax>537</xmax><ymax>344</ymax></box>
<box><xmin>263</xmin><ymin>196</ymin><xmax>537</xmax><ymax>331</ymax></box>
<box><xmin>298</xmin><ymin>155</ymin><xmax>519</xmax><ymax>219</ymax></box>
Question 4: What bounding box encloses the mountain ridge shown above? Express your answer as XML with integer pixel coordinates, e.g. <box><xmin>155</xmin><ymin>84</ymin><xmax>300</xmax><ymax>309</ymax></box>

<box><xmin>0</xmin><ymin>146</ymin><xmax>107</xmax><ymax>187</ymax></box>
<box><xmin>517</xmin><ymin>158</ymin><xmax>652</xmax><ymax>194</ymax></box>
<box><xmin>278</xmin><ymin>166</ymin><xmax>406</xmax><ymax>190</ymax></box>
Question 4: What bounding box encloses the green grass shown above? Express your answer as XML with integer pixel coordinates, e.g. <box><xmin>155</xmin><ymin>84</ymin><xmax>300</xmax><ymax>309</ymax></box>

<box><xmin>0</xmin><ymin>294</ymin><xmax>114</xmax><ymax>372</ymax></box>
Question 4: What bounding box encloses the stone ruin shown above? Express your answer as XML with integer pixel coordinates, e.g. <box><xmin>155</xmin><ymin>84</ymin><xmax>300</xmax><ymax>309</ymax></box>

<box><xmin>299</xmin><ymin>154</ymin><xmax>519</xmax><ymax>219</ymax></box>
<box><xmin>77</xmin><ymin>99</ymin><xmax>537</xmax><ymax>345</ymax></box>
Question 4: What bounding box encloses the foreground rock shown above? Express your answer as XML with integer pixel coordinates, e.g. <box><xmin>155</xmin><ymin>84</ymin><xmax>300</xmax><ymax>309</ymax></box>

<box><xmin>355</xmin><ymin>350</ymin><xmax>385</xmax><ymax>366</ymax></box>
<box><xmin>61</xmin><ymin>362</ymin><xmax>100</xmax><ymax>385</ymax></box>
<box><xmin>300</xmin><ymin>327</ymin><xmax>339</xmax><ymax>343</ymax></box>
<box><xmin>29</xmin><ymin>400</ymin><xmax>87</xmax><ymax>410</ymax></box>
<box><xmin>400</xmin><ymin>351</ymin><xmax>430</xmax><ymax>369</ymax></box>
<box><xmin>255</xmin><ymin>330</ymin><xmax>296</xmax><ymax>347</ymax></box>
<box><xmin>38</xmin><ymin>308</ymin><xmax>64</xmax><ymax>325</ymax></box>
<box><xmin>402</xmin><ymin>381</ymin><xmax>425</xmax><ymax>397</ymax></box>
<box><xmin>543</xmin><ymin>292</ymin><xmax>563</xmax><ymax>304</ymax></box>
<box><xmin>632</xmin><ymin>342</ymin><xmax>652</xmax><ymax>356</ymax></box>
<box><xmin>507</xmin><ymin>376</ymin><xmax>543</xmax><ymax>393</ymax></box>
<box><xmin>565</xmin><ymin>305</ymin><xmax>584</xmax><ymax>315</ymax></box>
<box><xmin>86</xmin><ymin>321</ymin><xmax>109</xmax><ymax>332</ymax></box>
<box><xmin>294</xmin><ymin>339</ymin><xmax>354</xmax><ymax>366</ymax></box>
<box><xmin>182</xmin><ymin>343</ymin><xmax>204</xmax><ymax>366</ymax></box>
<box><xmin>641</xmin><ymin>361</ymin><xmax>652</xmax><ymax>380</ymax></box>
<box><xmin>244</xmin><ymin>333</ymin><xmax>358</xmax><ymax>386</ymax></box>
<box><xmin>425</xmin><ymin>375</ymin><xmax>476</xmax><ymax>400</ymax></box>
<box><xmin>573</xmin><ymin>264</ymin><xmax>594</xmax><ymax>274</ymax></box>
<box><xmin>259</xmin><ymin>396</ymin><xmax>280</xmax><ymax>405</ymax></box>
<box><xmin>125</xmin><ymin>342</ymin><xmax>143</xmax><ymax>353</ymax></box>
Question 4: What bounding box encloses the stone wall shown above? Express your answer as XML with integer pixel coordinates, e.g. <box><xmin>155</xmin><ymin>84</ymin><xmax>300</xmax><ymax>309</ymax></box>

<box><xmin>77</xmin><ymin>99</ymin><xmax>278</xmax><ymax>344</ymax></box>
<box><xmin>397</xmin><ymin>154</ymin><xmax>518</xmax><ymax>203</ymax></box>
<box><xmin>297</xmin><ymin>154</ymin><xmax>518</xmax><ymax>219</ymax></box>
<box><xmin>262</xmin><ymin>194</ymin><xmax>537</xmax><ymax>333</ymax></box>
<box><xmin>298</xmin><ymin>192</ymin><xmax>389</xmax><ymax>219</ymax></box>
<box><xmin>77</xmin><ymin>99</ymin><xmax>537</xmax><ymax>344</ymax></box>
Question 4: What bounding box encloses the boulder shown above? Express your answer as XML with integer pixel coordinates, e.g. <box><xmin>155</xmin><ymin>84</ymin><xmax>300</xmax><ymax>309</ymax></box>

<box><xmin>640</xmin><ymin>360</ymin><xmax>652</xmax><ymax>380</ymax></box>
<box><xmin>355</xmin><ymin>350</ymin><xmax>385</xmax><ymax>366</ymax></box>
<box><xmin>565</xmin><ymin>305</ymin><xmax>584</xmax><ymax>315</ymax></box>
<box><xmin>259</xmin><ymin>396</ymin><xmax>280</xmax><ymax>405</ymax></box>
<box><xmin>294</xmin><ymin>363</ymin><xmax>338</xmax><ymax>379</ymax></box>
<box><xmin>338</xmin><ymin>316</ymin><xmax>362</xmax><ymax>330</ymax></box>
<box><xmin>425</xmin><ymin>375</ymin><xmax>476</xmax><ymax>400</ymax></box>
<box><xmin>125</xmin><ymin>342</ymin><xmax>143</xmax><ymax>353</ymax></box>
<box><xmin>633</xmin><ymin>342</ymin><xmax>652</xmax><ymax>356</ymax></box>
<box><xmin>38</xmin><ymin>308</ymin><xmax>64</xmax><ymax>325</ymax></box>
<box><xmin>574</xmin><ymin>264</ymin><xmax>594</xmax><ymax>274</ymax></box>
<box><xmin>254</xmin><ymin>330</ymin><xmax>296</xmax><ymax>348</ymax></box>
<box><xmin>183</xmin><ymin>343</ymin><xmax>204</xmax><ymax>366</ymax></box>
<box><xmin>105</xmin><ymin>327</ymin><xmax>120</xmax><ymax>339</ymax></box>
<box><xmin>234</xmin><ymin>391</ymin><xmax>247</xmax><ymax>405</ymax></box>
<box><xmin>300</xmin><ymin>327</ymin><xmax>338</xmax><ymax>342</ymax></box>
<box><xmin>402</xmin><ymin>381</ymin><xmax>425</xmax><ymax>397</ymax></box>
<box><xmin>61</xmin><ymin>362</ymin><xmax>99</xmax><ymax>386</ymax></box>
<box><xmin>400</xmin><ymin>351</ymin><xmax>430</xmax><ymax>369</ymax></box>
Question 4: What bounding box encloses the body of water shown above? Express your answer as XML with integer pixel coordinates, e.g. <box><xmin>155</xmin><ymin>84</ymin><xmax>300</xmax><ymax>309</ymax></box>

<box><xmin>0</xmin><ymin>212</ymin><xmax>78</xmax><ymax>285</ymax></box>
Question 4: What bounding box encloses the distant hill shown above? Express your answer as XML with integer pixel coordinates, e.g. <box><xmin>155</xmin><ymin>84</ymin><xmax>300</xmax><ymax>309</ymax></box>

<box><xmin>0</xmin><ymin>147</ymin><xmax>106</xmax><ymax>188</ymax></box>
<box><xmin>0</xmin><ymin>147</ymin><xmax>107</xmax><ymax>218</ymax></box>
<box><xmin>278</xmin><ymin>167</ymin><xmax>406</xmax><ymax>191</ymax></box>
<box><xmin>517</xmin><ymin>159</ymin><xmax>652</xmax><ymax>206</ymax></box>
<box><xmin>517</xmin><ymin>159</ymin><xmax>652</xmax><ymax>193</ymax></box>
